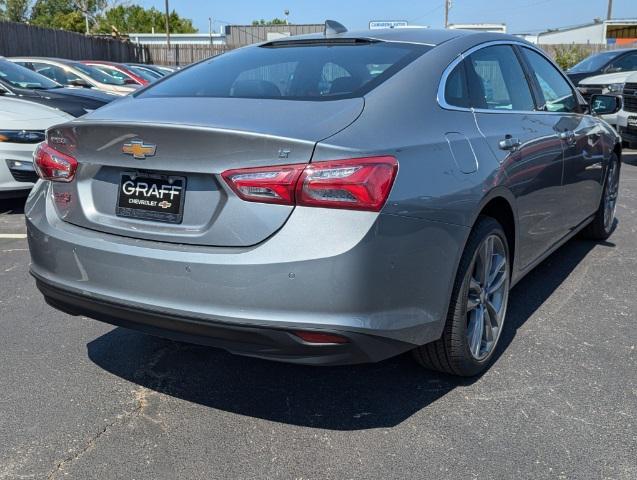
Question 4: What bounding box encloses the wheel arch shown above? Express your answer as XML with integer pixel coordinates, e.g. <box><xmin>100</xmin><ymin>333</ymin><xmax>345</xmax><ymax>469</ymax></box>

<box><xmin>469</xmin><ymin>187</ymin><xmax>519</xmax><ymax>280</ymax></box>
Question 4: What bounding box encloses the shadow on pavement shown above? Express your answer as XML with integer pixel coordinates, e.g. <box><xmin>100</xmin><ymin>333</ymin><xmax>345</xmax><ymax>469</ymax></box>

<box><xmin>87</xmin><ymin>236</ymin><xmax>604</xmax><ymax>430</ymax></box>
<box><xmin>0</xmin><ymin>195</ymin><xmax>27</xmax><ymax>215</ymax></box>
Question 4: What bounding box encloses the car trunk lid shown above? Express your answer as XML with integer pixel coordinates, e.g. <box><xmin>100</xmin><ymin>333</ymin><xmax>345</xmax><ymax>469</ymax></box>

<box><xmin>47</xmin><ymin>96</ymin><xmax>364</xmax><ymax>247</ymax></box>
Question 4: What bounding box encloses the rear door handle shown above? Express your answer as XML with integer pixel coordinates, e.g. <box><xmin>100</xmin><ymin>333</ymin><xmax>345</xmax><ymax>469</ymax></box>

<box><xmin>498</xmin><ymin>135</ymin><xmax>521</xmax><ymax>151</ymax></box>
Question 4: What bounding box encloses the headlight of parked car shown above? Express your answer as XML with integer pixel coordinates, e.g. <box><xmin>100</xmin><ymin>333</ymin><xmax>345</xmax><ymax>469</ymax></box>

<box><xmin>604</xmin><ymin>83</ymin><xmax>624</xmax><ymax>94</ymax></box>
<box><xmin>0</xmin><ymin>130</ymin><xmax>46</xmax><ymax>144</ymax></box>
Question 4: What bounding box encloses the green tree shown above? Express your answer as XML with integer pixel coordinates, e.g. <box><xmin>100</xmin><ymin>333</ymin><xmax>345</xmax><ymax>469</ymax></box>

<box><xmin>96</xmin><ymin>4</ymin><xmax>196</xmax><ymax>34</ymax></box>
<box><xmin>29</xmin><ymin>0</ymin><xmax>102</xmax><ymax>32</ymax></box>
<box><xmin>251</xmin><ymin>18</ymin><xmax>287</xmax><ymax>26</ymax></box>
<box><xmin>0</xmin><ymin>0</ymin><xmax>31</xmax><ymax>22</ymax></box>
<box><xmin>551</xmin><ymin>44</ymin><xmax>589</xmax><ymax>70</ymax></box>
<box><xmin>26</xmin><ymin>0</ymin><xmax>195</xmax><ymax>34</ymax></box>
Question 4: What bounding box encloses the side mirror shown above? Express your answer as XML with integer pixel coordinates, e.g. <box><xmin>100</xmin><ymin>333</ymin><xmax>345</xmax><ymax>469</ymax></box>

<box><xmin>589</xmin><ymin>94</ymin><xmax>622</xmax><ymax>115</ymax></box>
<box><xmin>69</xmin><ymin>78</ymin><xmax>91</xmax><ymax>88</ymax></box>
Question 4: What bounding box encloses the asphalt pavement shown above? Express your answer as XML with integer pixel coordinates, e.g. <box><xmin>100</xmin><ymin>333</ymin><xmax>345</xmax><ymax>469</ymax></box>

<box><xmin>1</xmin><ymin>153</ymin><xmax>636</xmax><ymax>480</ymax></box>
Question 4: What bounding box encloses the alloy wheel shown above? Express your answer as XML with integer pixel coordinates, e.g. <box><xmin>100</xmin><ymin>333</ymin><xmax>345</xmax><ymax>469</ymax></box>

<box><xmin>466</xmin><ymin>235</ymin><xmax>509</xmax><ymax>360</ymax></box>
<box><xmin>603</xmin><ymin>160</ymin><xmax>619</xmax><ymax>232</ymax></box>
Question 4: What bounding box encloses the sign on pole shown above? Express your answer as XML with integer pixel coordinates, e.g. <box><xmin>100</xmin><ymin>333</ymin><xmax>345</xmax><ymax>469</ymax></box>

<box><xmin>369</xmin><ymin>20</ymin><xmax>409</xmax><ymax>30</ymax></box>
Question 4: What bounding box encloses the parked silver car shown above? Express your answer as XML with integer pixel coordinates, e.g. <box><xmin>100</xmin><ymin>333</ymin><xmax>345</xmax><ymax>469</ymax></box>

<box><xmin>10</xmin><ymin>57</ymin><xmax>137</xmax><ymax>95</ymax></box>
<box><xmin>26</xmin><ymin>27</ymin><xmax>622</xmax><ymax>376</ymax></box>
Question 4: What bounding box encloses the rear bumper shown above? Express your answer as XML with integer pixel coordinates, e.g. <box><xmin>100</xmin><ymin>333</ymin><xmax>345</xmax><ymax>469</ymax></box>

<box><xmin>35</xmin><ymin>277</ymin><xmax>411</xmax><ymax>365</ymax></box>
<box><xmin>26</xmin><ymin>181</ymin><xmax>469</xmax><ymax>365</ymax></box>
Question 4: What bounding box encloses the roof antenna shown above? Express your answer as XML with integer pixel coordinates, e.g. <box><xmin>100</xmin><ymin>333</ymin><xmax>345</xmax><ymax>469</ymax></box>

<box><xmin>324</xmin><ymin>20</ymin><xmax>348</xmax><ymax>35</ymax></box>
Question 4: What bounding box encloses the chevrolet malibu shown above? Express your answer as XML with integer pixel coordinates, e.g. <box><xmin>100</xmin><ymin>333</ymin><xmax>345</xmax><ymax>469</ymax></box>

<box><xmin>26</xmin><ymin>26</ymin><xmax>622</xmax><ymax>376</ymax></box>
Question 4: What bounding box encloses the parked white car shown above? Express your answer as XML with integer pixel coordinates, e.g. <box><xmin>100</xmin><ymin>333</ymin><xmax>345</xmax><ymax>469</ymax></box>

<box><xmin>0</xmin><ymin>97</ymin><xmax>72</xmax><ymax>197</ymax></box>
<box><xmin>577</xmin><ymin>70</ymin><xmax>637</xmax><ymax>129</ymax></box>
<box><xmin>615</xmin><ymin>73</ymin><xmax>637</xmax><ymax>147</ymax></box>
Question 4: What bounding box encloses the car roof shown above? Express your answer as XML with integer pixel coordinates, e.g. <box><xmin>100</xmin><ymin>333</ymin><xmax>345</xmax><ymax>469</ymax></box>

<box><xmin>83</xmin><ymin>60</ymin><xmax>119</xmax><ymax>66</ymax></box>
<box><xmin>591</xmin><ymin>47</ymin><xmax>637</xmax><ymax>55</ymax></box>
<box><xmin>265</xmin><ymin>27</ymin><xmax>522</xmax><ymax>47</ymax></box>
<box><xmin>9</xmin><ymin>57</ymin><xmax>79</xmax><ymax>65</ymax></box>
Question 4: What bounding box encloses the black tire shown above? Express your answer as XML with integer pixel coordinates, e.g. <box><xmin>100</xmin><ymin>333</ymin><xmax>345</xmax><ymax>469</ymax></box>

<box><xmin>413</xmin><ymin>216</ymin><xmax>510</xmax><ymax>377</ymax></box>
<box><xmin>582</xmin><ymin>153</ymin><xmax>620</xmax><ymax>241</ymax></box>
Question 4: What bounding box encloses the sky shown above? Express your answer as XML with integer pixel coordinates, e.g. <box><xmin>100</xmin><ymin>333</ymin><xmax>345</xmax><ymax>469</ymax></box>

<box><xmin>137</xmin><ymin>0</ymin><xmax>636</xmax><ymax>34</ymax></box>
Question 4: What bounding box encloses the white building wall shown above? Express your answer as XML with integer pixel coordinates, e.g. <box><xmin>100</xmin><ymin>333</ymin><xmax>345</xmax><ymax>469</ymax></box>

<box><xmin>537</xmin><ymin>23</ymin><xmax>604</xmax><ymax>44</ymax></box>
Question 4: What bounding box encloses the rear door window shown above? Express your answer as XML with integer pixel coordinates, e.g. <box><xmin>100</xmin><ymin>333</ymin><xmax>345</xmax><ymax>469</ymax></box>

<box><xmin>466</xmin><ymin>45</ymin><xmax>535</xmax><ymax>111</ymax></box>
<box><xmin>521</xmin><ymin>47</ymin><xmax>578</xmax><ymax>113</ymax></box>
<box><xmin>139</xmin><ymin>40</ymin><xmax>431</xmax><ymax>101</ymax></box>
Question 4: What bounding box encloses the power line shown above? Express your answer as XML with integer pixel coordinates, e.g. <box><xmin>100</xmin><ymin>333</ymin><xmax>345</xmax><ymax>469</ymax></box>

<box><xmin>408</xmin><ymin>3</ymin><xmax>445</xmax><ymax>24</ymax></box>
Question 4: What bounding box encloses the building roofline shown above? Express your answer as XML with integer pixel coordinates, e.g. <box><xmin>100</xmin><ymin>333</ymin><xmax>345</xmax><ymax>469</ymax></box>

<box><xmin>537</xmin><ymin>18</ymin><xmax>637</xmax><ymax>37</ymax></box>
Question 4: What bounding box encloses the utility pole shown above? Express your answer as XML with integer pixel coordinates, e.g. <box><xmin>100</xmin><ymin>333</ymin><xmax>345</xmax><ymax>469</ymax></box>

<box><xmin>444</xmin><ymin>0</ymin><xmax>452</xmax><ymax>29</ymax></box>
<box><xmin>209</xmin><ymin>17</ymin><xmax>213</xmax><ymax>45</ymax></box>
<box><xmin>164</xmin><ymin>0</ymin><xmax>171</xmax><ymax>49</ymax></box>
<box><xmin>606</xmin><ymin>0</ymin><xmax>613</xmax><ymax>20</ymax></box>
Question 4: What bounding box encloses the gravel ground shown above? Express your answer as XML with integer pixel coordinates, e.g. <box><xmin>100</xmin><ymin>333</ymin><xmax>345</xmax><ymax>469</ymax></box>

<box><xmin>0</xmin><ymin>152</ymin><xmax>635</xmax><ymax>480</ymax></box>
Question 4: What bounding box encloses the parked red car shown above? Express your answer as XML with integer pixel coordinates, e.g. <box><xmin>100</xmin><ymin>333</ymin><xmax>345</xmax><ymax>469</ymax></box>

<box><xmin>80</xmin><ymin>60</ymin><xmax>149</xmax><ymax>86</ymax></box>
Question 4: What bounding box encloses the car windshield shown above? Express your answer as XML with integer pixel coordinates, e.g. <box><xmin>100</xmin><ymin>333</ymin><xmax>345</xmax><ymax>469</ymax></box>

<box><xmin>568</xmin><ymin>50</ymin><xmax>624</xmax><ymax>73</ymax></box>
<box><xmin>0</xmin><ymin>59</ymin><xmax>61</xmax><ymax>89</ymax></box>
<box><xmin>128</xmin><ymin>65</ymin><xmax>161</xmax><ymax>81</ymax></box>
<box><xmin>138</xmin><ymin>40</ymin><xmax>431</xmax><ymax>101</ymax></box>
<box><xmin>72</xmin><ymin>63</ymin><xmax>126</xmax><ymax>85</ymax></box>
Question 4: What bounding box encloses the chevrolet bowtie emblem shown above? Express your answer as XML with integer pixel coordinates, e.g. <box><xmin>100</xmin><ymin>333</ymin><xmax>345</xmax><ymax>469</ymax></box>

<box><xmin>122</xmin><ymin>140</ymin><xmax>156</xmax><ymax>160</ymax></box>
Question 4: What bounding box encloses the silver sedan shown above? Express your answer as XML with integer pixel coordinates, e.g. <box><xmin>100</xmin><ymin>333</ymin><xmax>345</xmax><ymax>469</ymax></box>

<box><xmin>26</xmin><ymin>26</ymin><xmax>622</xmax><ymax>376</ymax></box>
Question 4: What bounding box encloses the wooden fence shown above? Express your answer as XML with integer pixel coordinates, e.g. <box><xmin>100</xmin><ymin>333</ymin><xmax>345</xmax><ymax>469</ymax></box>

<box><xmin>0</xmin><ymin>20</ymin><xmax>147</xmax><ymax>62</ymax></box>
<box><xmin>540</xmin><ymin>42</ymin><xmax>637</xmax><ymax>57</ymax></box>
<box><xmin>145</xmin><ymin>44</ymin><xmax>231</xmax><ymax>66</ymax></box>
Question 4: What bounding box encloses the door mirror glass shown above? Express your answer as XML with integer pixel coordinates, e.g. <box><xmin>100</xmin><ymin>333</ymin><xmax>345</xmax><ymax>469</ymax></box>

<box><xmin>69</xmin><ymin>78</ymin><xmax>91</xmax><ymax>88</ymax></box>
<box><xmin>590</xmin><ymin>94</ymin><xmax>621</xmax><ymax>115</ymax></box>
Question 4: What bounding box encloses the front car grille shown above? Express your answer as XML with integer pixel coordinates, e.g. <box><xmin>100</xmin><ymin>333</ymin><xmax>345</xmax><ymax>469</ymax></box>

<box><xmin>10</xmin><ymin>170</ymin><xmax>38</xmax><ymax>183</ymax></box>
<box><xmin>623</xmin><ymin>83</ymin><xmax>637</xmax><ymax>113</ymax></box>
<box><xmin>6</xmin><ymin>159</ymin><xmax>37</xmax><ymax>183</ymax></box>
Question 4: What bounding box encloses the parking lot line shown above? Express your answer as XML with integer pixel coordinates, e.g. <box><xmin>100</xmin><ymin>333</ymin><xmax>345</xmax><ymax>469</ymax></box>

<box><xmin>0</xmin><ymin>234</ymin><xmax>27</xmax><ymax>239</ymax></box>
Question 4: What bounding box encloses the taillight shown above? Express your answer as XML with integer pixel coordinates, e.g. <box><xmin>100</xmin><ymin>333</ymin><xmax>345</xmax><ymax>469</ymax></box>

<box><xmin>33</xmin><ymin>142</ymin><xmax>78</xmax><ymax>182</ymax></box>
<box><xmin>221</xmin><ymin>156</ymin><xmax>397</xmax><ymax>212</ymax></box>
<box><xmin>221</xmin><ymin>164</ymin><xmax>304</xmax><ymax>205</ymax></box>
<box><xmin>296</xmin><ymin>157</ymin><xmax>397</xmax><ymax>211</ymax></box>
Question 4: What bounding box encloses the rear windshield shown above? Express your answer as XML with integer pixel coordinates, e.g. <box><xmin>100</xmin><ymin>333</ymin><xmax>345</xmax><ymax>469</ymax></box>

<box><xmin>138</xmin><ymin>40</ymin><xmax>431</xmax><ymax>101</ymax></box>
